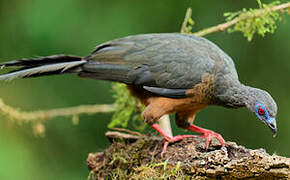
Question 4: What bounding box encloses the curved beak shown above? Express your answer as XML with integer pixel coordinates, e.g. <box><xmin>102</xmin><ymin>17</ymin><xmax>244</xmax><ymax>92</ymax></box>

<box><xmin>265</xmin><ymin>117</ymin><xmax>277</xmax><ymax>137</ymax></box>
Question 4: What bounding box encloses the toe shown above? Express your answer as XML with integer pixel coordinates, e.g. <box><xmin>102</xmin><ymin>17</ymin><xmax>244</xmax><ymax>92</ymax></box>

<box><xmin>201</xmin><ymin>131</ymin><xmax>225</xmax><ymax>148</ymax></box>
<box><xmin>205</xmin><ymin>136</ymin><xmax>211</xmax><ymax>149</ymax></box>
<box><xmin>161</xmin><ymin>134</ymin><xmax>196</xmax><ymax>155</ymax></box>
<box><xmin>161</xmin><ymin>141</ymin><xmax>169</xmax><ymax>157</ymax></box>
<box><xmin>172</xmin><ymin>134</ymin><xmax>196</xmax><ymax>141</ymax></box>
<box><xmin>216</xmin><ymin>133</ymin><xmax>225</xmax><ymax>147</ymax></box>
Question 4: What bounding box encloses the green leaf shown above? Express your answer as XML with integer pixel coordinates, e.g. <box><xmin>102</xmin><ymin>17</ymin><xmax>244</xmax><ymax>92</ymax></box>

<box><xmin>109</xmin><ymin>83</ymin><xmax>145</xmax><ymax>131</ymax></box>
<box><xmin>224</xmin><ymin>0</ymin><xmax>284</xmax><ymax>41</ymax></box>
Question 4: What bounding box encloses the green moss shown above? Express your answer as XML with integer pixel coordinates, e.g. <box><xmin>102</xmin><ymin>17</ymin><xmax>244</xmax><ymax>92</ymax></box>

<box><xmin>109</xmin><ymin>83</ymin><xmax>145</xmax><ymax>131</ymax></box>
<box><xmin>88</xmin><ymin>138</ymin><xmax>193</xmax><ymax>179</ymax></box>
<box><xmin>88</xmin><ymin>134</ymin><xmax>290</xmax><ymax>179</ymax></box>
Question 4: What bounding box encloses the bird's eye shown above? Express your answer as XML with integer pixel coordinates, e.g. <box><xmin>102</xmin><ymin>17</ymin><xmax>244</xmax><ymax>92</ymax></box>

<box><xmin>258</xmin><ymin>108</ymin><xmax>265</xmax><ymax>116</ymax></box>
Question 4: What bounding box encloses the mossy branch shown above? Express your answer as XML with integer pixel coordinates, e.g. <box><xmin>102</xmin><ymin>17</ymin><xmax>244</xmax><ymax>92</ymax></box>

<box><xmin>191</xmin><ymin>1</ymin><xmax>290</xmax><ymax>40</ymax></box>
<box><xmin>88</xmin><ymin>131</ymin><xmax>290</xmax><ymax>179</ymax></box>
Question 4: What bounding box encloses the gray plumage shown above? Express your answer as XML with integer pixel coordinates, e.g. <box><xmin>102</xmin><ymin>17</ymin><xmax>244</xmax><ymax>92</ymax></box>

<box><xmin>0</xmin><ymin>55</ymin><xmax>84</xmax><ymax>80</ymax></box>
<box><xmin>82</xmin><ymin>33</ymin><xmax>238</xmax><ymax>89</ymax></box>
<box><xmin>0</xmin><ymin>60</ymin><xmax>86</xmax><ymax>81</ymax></box>
<box><xmin>0</xmin><ymin>33</ymin><xmax>277</xmax><ymax>134</ymax></box>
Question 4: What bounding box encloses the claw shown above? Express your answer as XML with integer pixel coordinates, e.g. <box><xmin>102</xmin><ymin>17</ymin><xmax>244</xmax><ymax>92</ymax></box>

<box><xmin>187</xmin><ymin>124</ymin><xmax>225</xmax><ymax>149</ymax></box>
<box><xmin>161</xmin><ymin>141</ymin><xmax>169</xmax><ymax>157</ymax></box>
<box><xmin>161</xmin><ymin>134</ymin><xmax>196</xmax><ymax>155</ymax></box>
<box><xmin>164</xmin><ymin>134</ymin><xmax>197</xmax><ymax>143</ymax></box>
<box><xmin>151</xmin><ymin>123</ymin><xmax>196</xmax><ymax>155</ymax></box>
<box><xmin>151</xmin><ymin>123</ymin><xmax>225</xmax><ymax>155</ymax></box>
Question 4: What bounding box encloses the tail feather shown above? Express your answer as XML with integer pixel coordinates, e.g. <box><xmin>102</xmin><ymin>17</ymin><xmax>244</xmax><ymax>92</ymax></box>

<box><xmin>0</xmin><ymin>55</ymin><xmax>86</xmax><ymax>81</ymax></box>
<box><xmin>0</xmin><ymin>55</ymin><xmax>82</xmax><ymax>68</ymax></box>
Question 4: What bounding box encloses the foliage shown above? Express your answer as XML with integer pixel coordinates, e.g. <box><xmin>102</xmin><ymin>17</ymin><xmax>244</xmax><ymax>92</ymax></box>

<box><xmin>182</xmin><ymin>18</ymin><xmax>194</xmax><ymax>33</ymax></box>
<box><xmin>224</xmin><ymin>0</ymin><xmax>289</xmax><ymax>41</ymax></box>
<box><xmin>109</xmin><ymin>83</ymin><xmax>146</xmax><ymax>131</ymax></box>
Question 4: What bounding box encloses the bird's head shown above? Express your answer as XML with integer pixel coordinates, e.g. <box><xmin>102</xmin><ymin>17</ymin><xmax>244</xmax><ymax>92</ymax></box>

<box><xmin>246</xmin><ymin>88</ymin><xmax>277</xmax><ymax>136</ymax></box>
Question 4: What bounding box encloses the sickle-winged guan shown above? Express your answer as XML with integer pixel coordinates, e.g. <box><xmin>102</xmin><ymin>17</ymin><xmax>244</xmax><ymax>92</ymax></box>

<box><xmin>0</xmin><ymin>33</ymin><xmax>277</xmax><ymax>153</ymax></box>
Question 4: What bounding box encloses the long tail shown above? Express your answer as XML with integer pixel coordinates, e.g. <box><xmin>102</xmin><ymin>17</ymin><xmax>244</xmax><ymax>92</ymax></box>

<box><xmin>0</xmin><ymin>55</ymin><xmax>86</xmax><ymax>81</ymax></box>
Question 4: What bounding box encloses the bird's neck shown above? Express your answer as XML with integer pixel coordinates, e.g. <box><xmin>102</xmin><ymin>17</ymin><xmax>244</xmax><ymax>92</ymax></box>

<box><xmin>215</xmin><ymin>82</ymin><xmax>256</xmax><ymax>108</ymax></box>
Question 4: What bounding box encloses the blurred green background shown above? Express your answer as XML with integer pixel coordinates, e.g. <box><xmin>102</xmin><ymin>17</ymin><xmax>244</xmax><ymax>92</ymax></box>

<box><xmin>0</xmin><ymin>0</ymin><xmax>289</xmax><ymax>179</ymax></box>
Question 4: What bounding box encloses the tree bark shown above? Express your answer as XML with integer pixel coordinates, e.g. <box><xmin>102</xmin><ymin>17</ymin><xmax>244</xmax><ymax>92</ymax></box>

<box><xmin>87</xmin><ymin>131</ymin><xmax>290</xmax><ymax>179</ymax></box>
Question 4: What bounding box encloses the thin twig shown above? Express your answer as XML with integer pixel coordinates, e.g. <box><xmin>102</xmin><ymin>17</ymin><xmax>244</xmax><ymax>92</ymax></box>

<box><xmin>192</xmin><ymin>2</ymin><xmax>290</xmax><ymax>36</ymax></box>
<box><xmin>109</xmin><ymin>127</ymin><xmax>143</xmax><ymax>136</ymax></box>
<box><xmin>180</xmin><ymin>8</ymin><xmax>192</xmax><ymax>33</ymax></box>
<box><xmin>0</xmin><ymin>99</ymin><xmax>114</xmax><ymax>122</ymax></box>
<box><xmin>105</xmin><ymin>131</ymin><xmax>140</xmax><ymax>141</ymax></box>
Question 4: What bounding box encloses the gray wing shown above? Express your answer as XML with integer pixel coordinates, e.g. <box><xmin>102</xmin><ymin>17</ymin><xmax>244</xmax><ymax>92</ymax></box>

<box><xmin>80</xmin><ymin>33</ymin><xmax>234</xmax><ymax>97</ymax></box>
<box><xmin>143</xmin><ymin>86</ymin><xmax>189</xmax><ymax>98</ymax></box>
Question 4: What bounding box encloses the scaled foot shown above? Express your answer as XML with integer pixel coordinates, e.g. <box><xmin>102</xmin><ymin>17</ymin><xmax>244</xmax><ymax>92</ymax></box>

<box><xmin>187</xmin><ymin>124</ymin><xmax>225</xmax><ymax>149</ymax></box>
<box><xmin>151</xmin><ymin>123</ymin><xmax>196</xmax><ymax>155</ymax></box>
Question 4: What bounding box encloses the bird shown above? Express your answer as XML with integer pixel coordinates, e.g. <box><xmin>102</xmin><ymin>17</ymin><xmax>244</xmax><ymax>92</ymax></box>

<box><xmin>0</xmin><ymin>33</ymin><xmax>277</xmax><ymax>154</ymax></box>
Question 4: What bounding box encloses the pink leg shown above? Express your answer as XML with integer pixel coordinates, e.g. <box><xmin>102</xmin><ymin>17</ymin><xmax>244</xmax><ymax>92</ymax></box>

<box><xmin>186</xmin><ymin>124</ymin><xmax>225</xmax><ymax>149</ymax></box>
<box><xmin>151</xmin><ymin>123</ymin><xmax>196</xmax><ymax>155</ymax></box>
